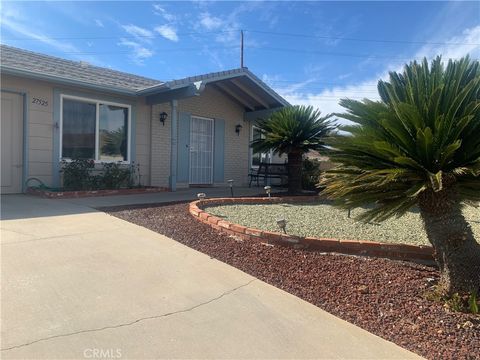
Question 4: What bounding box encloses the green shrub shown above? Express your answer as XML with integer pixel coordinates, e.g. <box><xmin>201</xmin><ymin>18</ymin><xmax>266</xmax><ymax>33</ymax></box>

<box><xmin>101</xmin><ymin>162</ymin><xmax>132</xmax><ymax>189</ymax></box>
<box><xmin>61</xmin><ymin>160</ymin><xmax>138</xmax><ymax>191</ymax></box>
<box><xmin>302</xmin><ymin>158</ymin><xmax>322</xmax><ymax>191</ymax></box>
<box><xmin>61</xmin><ymin>159</ymin><xmax>95</xmax><ymax>190</ymax></box>
<box><xmin>425</xmin><ymin>286</ymin><xmax>480</xmax><ymax>314</ymax></box>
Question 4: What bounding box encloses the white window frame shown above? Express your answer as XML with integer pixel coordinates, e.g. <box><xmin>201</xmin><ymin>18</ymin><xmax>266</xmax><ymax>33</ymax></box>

<box><xmin>189</xmin><ymin>115</ymin><xmax>214</xmax><ymax>184</ymax></box>
<box><xmin>250</xmin><ymin>125</ymin><xmax>272</xmax><ymax>169</ymax></box>
<box><xmin>59</xmin><ymin>94</ymin><xmax>132</xmax><ymax>164</ymax></box>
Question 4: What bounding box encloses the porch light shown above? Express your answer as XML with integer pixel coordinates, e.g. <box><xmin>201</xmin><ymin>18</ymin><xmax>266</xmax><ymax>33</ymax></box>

<box><xmin>264</xmin><ymin>185</ymin><xmax>271</xmax><ymax>198</ymax></box>
<box><xmin>235</xmin><ymin>124</ymin><xmax>242</xmax><ymax>136</ymax></box>
<box><xmin>197</xmin><ymin>193</ymin><xmax>206</xmax><ymax>200</ymax></box>
<box><xmin>227</xmin><ymin>179</ymin><xmax>234</xmax><ymax>197</ymax></box>
<box><xmin>159</xmin><ymin>112</ymin><xmax>168</xmax><ymax>126</ymax></box>
<box><xmin>276</xmin><ymin>218</ymin><xmax>287</xmax><ymax>234</ymax></box>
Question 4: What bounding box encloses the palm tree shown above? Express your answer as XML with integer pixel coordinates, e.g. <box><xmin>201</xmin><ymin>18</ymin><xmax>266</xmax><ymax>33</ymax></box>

<box><xmin>321</xmin><ymin>56</ymin><xmax>480</xmax><ymax>294</ymax></box>
<box><xmin>251</xmin><ymin>105</ymin><xmax>335</xmax><ymax>194</ymax></box>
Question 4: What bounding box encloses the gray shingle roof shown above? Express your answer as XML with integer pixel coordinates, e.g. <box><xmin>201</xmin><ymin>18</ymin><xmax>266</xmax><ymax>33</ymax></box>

<box><xmin>0</xmin><ymin>45</ymin><xmax>162</xmax><ymax>92</ymax></box>
<box><xmin>163</xmin><ymin>68</ymin><xmax>246</xmax><ymax>87</ymax></box>
<box><xmin>0</xmin><ymin>45</ymin><xmax>288</xmax><ymax>106</ymax></box>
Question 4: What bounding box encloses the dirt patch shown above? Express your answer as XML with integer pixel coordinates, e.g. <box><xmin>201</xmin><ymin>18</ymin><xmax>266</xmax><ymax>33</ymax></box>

<box><xmin>106</xmin><ymin>202</ymin><xmax>480</xmax><ymax>360</ymax></box>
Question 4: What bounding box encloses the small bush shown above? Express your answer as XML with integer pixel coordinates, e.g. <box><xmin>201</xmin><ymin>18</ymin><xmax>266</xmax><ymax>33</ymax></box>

<box><xmin>302</xmin><ymin>158</ymin><xmax>322</xmax><ymax>191</ymax></box>
<box><xmin>425</xmin><ymin>286</ymin><xmax>480</xmax><ymax>314</ymax></box>
<box><xmin>101</xmin><ymin>162</ymin><xmax>132</xmax><ymax>189</ymax></box>
<box><xmin>61</xmin><ymin>159</ymin><xmax>95</xmax><ymax>190</ymax></box>
<box><xmin>61</xmin><ymin>159</ymin><xmax>139</xmax><ymax>191</ymax></box>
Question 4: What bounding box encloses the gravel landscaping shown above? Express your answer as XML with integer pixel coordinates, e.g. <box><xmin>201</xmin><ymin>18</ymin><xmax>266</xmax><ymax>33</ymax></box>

<box><xmin>105</xmin><ymin>202</ymin><xmax>480</xmax><ymax>360</ymax></box>
<box><xmin>205</xmin><ymin>201</ymin><xmax>480</xmax><ymax>246</ymax></box>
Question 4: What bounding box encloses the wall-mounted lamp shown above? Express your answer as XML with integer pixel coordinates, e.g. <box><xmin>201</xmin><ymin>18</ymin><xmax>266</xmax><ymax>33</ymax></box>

<box><xmin>159</xmin><ymin>112</ymin><xmax>168</xmax><ymax>126</ymax></box>
<box><xmin>235</xmin><ymin>124</ymin><xmax>243</xmax><ymax>136</ymax></box>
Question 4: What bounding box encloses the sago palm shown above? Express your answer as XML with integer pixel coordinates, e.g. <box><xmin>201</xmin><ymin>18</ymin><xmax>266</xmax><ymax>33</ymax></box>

<box><xmin>321</xmin><ymin>56</ymin><xmax>480</xmax><ymax>294</ymax></box>
<box><xmin>251</xmin><ymin>105</ymin><xmax>334</xmax><ymax>194</ymax></box>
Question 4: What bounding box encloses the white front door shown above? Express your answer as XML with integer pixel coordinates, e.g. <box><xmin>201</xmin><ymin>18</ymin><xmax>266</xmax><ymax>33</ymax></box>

<box><xmin>1</xmin><ymin>92</ymin><xmax>24</xmax><ymax>194</ymax></box>
<box><xmin>189</xmin><ymin>116</ymin><xmax>213</xmax><ymax>184</ymax></box>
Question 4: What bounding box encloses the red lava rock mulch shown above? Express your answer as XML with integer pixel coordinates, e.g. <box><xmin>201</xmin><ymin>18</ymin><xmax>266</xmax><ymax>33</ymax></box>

<box><xmin>105</xmin><ymin>202</ymin><xmax>480</xmax><ymax>360</ymax></box>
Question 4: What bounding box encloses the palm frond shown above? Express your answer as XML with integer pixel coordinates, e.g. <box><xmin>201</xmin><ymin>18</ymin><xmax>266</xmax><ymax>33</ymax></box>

<box><xmin>251</xmin><ymin>105</ymin><xmax>336</xmax><ymax>156</ymax></box>
<box><xmin>322</xmin><ymin>56</ymin><xmax>480</xmax><ymax>221</ymax></box>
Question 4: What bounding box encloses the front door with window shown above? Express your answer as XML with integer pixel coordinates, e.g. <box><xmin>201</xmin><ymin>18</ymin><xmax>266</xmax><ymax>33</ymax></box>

<box><xmin>189</xmin><ymin>116</ymin><xmax>213</xmax><ymax>184</ymax></box>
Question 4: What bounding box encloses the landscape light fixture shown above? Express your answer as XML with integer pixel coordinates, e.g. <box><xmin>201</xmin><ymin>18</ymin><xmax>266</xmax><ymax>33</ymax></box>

<box><xmin>159</xmin><ymin>112</ymin><xmax>168</xmax><ymax>126</ymax></box>
<box><xmin>264</xmin><ymin>185</ymin><xmax>271</xmax><ymax>198</ymax></box>
<box><xmin>235</xmin><ymin>124</ymin><xmax>242</xmax><ymax>136</ymax></box>
<box><xmin>227</xmin><ymin>179</ymin><xmax>234</xmax><ymax>197</ymax></box>
<box><xmin>197</xmin><ymin>193</ymin><xmax>206</xmax><ymax>200</ymax></box>
<box><xmin>276</xmin><ymin>218</ymin><xmax>287</xmax><ymax>234</ymax></box>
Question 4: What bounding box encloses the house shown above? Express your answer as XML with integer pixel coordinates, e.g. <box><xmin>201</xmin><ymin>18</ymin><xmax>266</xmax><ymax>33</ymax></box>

<box><xmin>0</xmin><ymin>45</ymin><xmax>289</xmax><ymax>193</ymax></box>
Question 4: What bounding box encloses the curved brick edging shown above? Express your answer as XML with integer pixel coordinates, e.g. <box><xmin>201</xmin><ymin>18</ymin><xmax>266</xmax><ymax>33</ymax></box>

<box><xmin>27</xmin><ymin>186</ymin><xmax>169</xmax><ymax>199</ymax></box>
<box><xmin>189</xmin><ymin>197</ymin><xmax>435</xmax><ymax>263</ymax></box>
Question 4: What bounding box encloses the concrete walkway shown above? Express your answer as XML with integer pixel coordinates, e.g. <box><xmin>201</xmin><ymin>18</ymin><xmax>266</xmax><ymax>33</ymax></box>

<box><xmin>58</xmin><ymin>186</ymin><xmax>282</xmax><ymax>209</ymax></box>
<box><xmin>1</xmin><ymin>195</ymin><xmax>421</xmax><ymax>359</ymax></box>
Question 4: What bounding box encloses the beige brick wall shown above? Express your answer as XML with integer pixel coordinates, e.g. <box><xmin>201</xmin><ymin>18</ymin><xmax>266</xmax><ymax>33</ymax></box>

<box><xmin>150</xmin><ymin>103</ymin><xmax>172</xmax><ymax>187</ymax></box>
<box><xmin>177</xmin><ymin>85</ymin><xmax>249</xmax><ymax>186</ymax></box>
<box><xmin>133</xmin><ymin>101</ymin><xmax>151</xmax><ymax>186</ymax></box>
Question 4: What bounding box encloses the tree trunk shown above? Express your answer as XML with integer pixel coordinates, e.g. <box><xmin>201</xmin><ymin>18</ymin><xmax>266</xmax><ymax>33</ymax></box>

<box><xmin>287</xmin><ymin>151</ymin><xmax>303</xmax><ymax>194</ymax></box>
<box><xmin>418</xmin><ymin>186</ymin><xmax>480</xmax><ymax>295</ymax></box>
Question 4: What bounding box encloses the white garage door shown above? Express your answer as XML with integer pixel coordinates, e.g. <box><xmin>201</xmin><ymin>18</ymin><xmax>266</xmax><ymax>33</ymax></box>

<box><xmin>1</xmin><ymin>92</ymin><xmax>24</xmax><ymax>194</ymax></box>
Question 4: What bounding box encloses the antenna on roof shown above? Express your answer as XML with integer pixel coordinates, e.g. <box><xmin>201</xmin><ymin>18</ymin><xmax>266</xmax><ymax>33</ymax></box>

<box><xmin>240</xmin><ymin>30</ymin><xmax>244</xmax><ymax>68</ymax></box>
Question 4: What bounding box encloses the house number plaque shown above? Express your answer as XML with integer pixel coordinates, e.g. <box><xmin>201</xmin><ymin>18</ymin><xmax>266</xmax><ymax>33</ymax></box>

<box><xmin>32</xmin><ymin>97</ymin><xmax>48</xmax><ymax>106</ymax></box>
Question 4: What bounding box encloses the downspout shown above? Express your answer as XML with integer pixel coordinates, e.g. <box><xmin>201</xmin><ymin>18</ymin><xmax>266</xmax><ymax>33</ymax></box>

<box><xmin>169</xmin><ymin>99</ymin><xmax>178</xmax><ymax>191</ymax></box>
<box><xmin>148</xmin><ymin>104</ymin><xmax>153</xmax><ymax>186</ymax></box>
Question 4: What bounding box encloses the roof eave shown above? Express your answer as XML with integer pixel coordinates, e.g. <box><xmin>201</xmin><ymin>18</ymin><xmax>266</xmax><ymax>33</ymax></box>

<box><xmin>1</xmin><ymin>67</ymin><xmax>140</xmax><ymax>96</ymax></box>
<box><xmin>141</xmin><ymin>68</ymin><xmax>290</xmax><ymax>107</ymax></box>
<box><xmin>241</xmin><ymin>69</ymin><xmax>290</xmax><ymax>107</ymax></box>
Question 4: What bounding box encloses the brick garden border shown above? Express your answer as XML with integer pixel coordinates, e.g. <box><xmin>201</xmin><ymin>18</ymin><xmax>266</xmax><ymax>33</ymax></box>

<box><xmin>189</xmin><ymin>196</ymin><xmax>434</xmax><ymax>263</ymax></box>
<box><xmin>27</xmin><ymin>186</ymin><xmax>169</xmax><ymax>199</ymax></box>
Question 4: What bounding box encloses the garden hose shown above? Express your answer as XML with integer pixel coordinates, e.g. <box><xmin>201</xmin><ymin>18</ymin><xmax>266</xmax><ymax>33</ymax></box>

<box><xmin>25</xmin><ymin>177</ymin><xmax>52</xmax><ymax>190</ymax></box>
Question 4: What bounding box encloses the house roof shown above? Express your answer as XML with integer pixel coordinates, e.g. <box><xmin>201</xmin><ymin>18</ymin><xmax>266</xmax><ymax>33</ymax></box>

<box><xmin>0</xmin><ymin>45</ymin><xmax>162</xmax><ymax>93</ymax></box>
<box><xmin>0</xmin><ymin>44</ymin><xmax>288</xmax><ymax>109</ymax></box>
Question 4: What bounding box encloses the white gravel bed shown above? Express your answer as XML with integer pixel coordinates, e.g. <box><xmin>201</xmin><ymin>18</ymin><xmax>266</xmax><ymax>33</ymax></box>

<box><xmin>205</xmin><ymin>202</ymin><xmax>480</xmax><ymax>246</ymax></box>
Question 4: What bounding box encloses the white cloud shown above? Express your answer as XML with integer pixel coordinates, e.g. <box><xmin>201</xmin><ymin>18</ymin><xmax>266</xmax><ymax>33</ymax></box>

<box><xmin>122</xmin><ymin>24</ymin><xmax>153</xmax><ymax>42</ymax></box>
<box><xmin>279</xmin><ymin>79</ymin><xmax>381</xmax><ymax>120</ymax></box>
<box><xmin>153</xmin><ymin>4</ymin><xmax>176</xmax><ymax>22</ymax></box>
<box><xmin>272</xmin><ymin>25</ymin><xmax>480</xmax><ymax>124</ymax></box>
<box><xmin>338</xmin><ymin>72</ymin><xmax>352</xmax><ymax>80</ymax></box>
<box><xmin>1</xmin><ymin>17</ymin><xmax>107</xmax><ymax>66</ymax></box>
<box><xmin>414</xmin><ymin>25</ymin><xmax>480</xmax><ymax>61</ymax></box>
<box><xmin>118</xmin><ymin>38</ymin><xmax>154</xmax><ymax>65</ymax></box>
<box><xmin>194</xmin><ymin>4</ymin><xmax>256</xmax><ymax>44</ymax></box>
<box><xmin>94</xmin><ymin>19</ymin><xmax>104</xmax><ymax>27</ymax></box>
<box><xmin>154</xmin><ymin>25</ymin><xmax>179</xmax><ymax>42</ymax></box>
<box><xmin>2</xmin><ymin>17</ymin><xmax>79</xmax><ymax>54</ymax></box>
<box><xmin>199</xmin><ymin>12</ymin><xmax>223</xmax><ymax>30</ymax></box>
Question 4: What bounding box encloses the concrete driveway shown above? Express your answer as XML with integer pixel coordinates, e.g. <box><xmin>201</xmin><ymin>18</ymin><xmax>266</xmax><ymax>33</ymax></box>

<box><xmin>1</xmin><ymin>195</ymin><xmax>421</xmax><ymax>359</ymax></box>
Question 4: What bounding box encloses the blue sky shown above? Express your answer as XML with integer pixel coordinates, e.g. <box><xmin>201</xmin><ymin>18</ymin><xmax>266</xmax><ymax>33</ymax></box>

<box><xmin>1</xmin><ymin>1</ymin><xmax>479</xmax><ymax>114</ymax></box>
